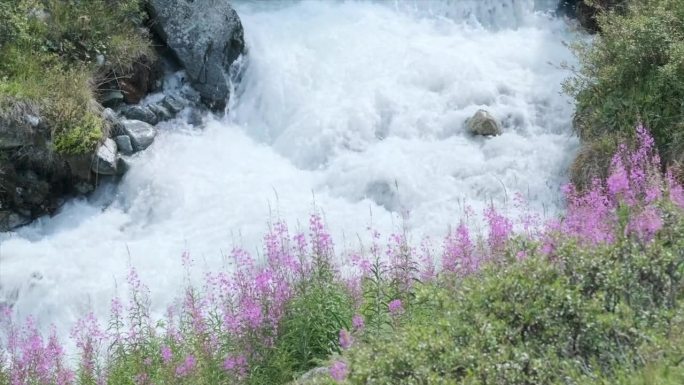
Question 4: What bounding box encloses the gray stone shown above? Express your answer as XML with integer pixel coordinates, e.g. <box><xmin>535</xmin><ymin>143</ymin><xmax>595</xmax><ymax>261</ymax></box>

<box><xmin>102</xmin><ymin>108</ymin><xmax>125</xmax><ymax>136</ymax></box>
<box><xmin>149</xmin><ymin>104</ymin><xmax>173</xmax><ymax>121</ymax></box>
<box><xmin>161</xmin><ymin>94</ymin><xmax>186</xmax><ymax>113</ymax></box>
<box><xmin>148</xmin><ymin>0</ymin><xmax>245</xmax><ymax>111</ymax></box>
<box><xmin>101</xmin><ymin>90</ymin><xmax>125</xmax><ymax>108</ymax></box>
<box><xmin>91</xmin><ymin>138</ymin><xmax>118</xmax><ymax>175</ymax></box>
<box><xmin>0</xmin><ymin>99</ymin><xmax>106</xmax><ymax>231</ymax></box>
<box><xmin>114</xmin><ymin>135</ymin><xmax>134</xmax><ymax>155</ymax></box>
<box><xmin>121</xmin><ymin>120</ymin><xmax>157</xmax><ymax>151</ymax></box>
<box><xmin>122</xmin><ymin>105</ymin><xmax>158</xmax><ymax>125</ymax></box>
<box><xmin>0</xmin><ymin>102</ymin><xmax>43</xmax><ymax>149</ymax></box>
<box><xmin>116</xmin><ymin>157</ymin><xmax>130</xmax><ymax>176</ymax></box>
<box><xmin>466</xmin><ymin>109</ymin><xmax>502</xmax><ymax>137</ymax></box>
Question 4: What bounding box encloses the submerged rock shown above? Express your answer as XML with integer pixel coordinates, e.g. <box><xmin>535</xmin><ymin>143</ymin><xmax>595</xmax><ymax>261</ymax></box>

<box><xmin>466</xmin><ymin>109</ymin><xmax>502</xmax><ymax>137</ymax></box>
<box><xmin>121</xmin><ymin>119</ymin><xmax>157</xmax><ymax>152</ymax></box>
<box><xmin>149</xmin><ymin>104</ymin><xmax>173</xmax><ymax>121</ymax></box>
<box><xmin>148</xmin><ymin>0</ymin><xmax>245</xmax><ymax>111</ymax></box>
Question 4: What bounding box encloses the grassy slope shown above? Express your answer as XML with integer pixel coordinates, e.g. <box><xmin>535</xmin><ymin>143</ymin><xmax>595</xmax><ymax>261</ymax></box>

<box><xmin>0</xmin><ymin>0</ymin><xmax>152</xmax><ymax>155</ymax></box>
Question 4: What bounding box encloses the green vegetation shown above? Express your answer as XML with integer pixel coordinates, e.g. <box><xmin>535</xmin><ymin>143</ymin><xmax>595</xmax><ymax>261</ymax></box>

<box><xmin>251</xmin><ymin>271</ymin><xmax>354</xmax><ymax>384</ymax></box>
<box><xmin>3</xmin><ymin>127</ymin><xmax>684</xmax><ymax>384</ymax></box>
<box><xmin>0</xmin><ymin>0</ymin><xmax>152</xmax><ymax>155</ymax></box>
<box><xmin>565</xmin><ymin>0</ymin><xmax>684</xmax><ymax>185</ymax></box>
<box><xmin>347</xmin><ymin>229</ymin><xmax>684</xmax><ymax>384</ymax></box>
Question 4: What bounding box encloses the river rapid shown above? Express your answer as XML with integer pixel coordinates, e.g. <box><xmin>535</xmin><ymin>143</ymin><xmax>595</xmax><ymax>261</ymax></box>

<box><xmin>0</xmin><ymin>0</ymin><xmax>580</xmax><ymax>341</ymax></box>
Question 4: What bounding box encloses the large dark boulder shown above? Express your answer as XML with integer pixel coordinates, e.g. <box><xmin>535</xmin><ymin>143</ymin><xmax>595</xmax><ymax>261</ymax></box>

<box><xmin>147</xmin><ymin>0</ymin><xmax>245</xmax><ymax>111</ymax></box>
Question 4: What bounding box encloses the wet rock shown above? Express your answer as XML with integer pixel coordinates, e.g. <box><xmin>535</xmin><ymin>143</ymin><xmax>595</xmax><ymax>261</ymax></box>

<box><xmin>101</xmin><ymin>90</ymin><xmax>125</xmax><ymax>108</ymax></box>
<box><xmin>116</xmin><ymin>157</ymin><xmax>130</xmax><ymax>176</ymax></box>
<box><xmin>0</xmin><ymin>101</ymin><xmax>43</xmax><ymax>149</ymax></box>
<box><xmin>119</xmin><ymin>53</ymin><xmax>163</xmax><ymax>104</ymax></box>
<box><xmin>1</xmin><ymin>100</ymin><xmax>96</xmax><ymax>231</ymax></box>
<box><xmin>122</xmin><ymin>105</ymin><xmax>158</xmax><ymax>125</ymax></box>
<box><xmin>161</xmin><ymin>94</ymin><xmax>186</xmax><ymax>113</ymax></box>
<box><xmin>149</xmin><ymin>104</ymin><xmax>173</xmax><ymax>121</ymax></box>
<box><xmin>91</xmin><ymin>138</ymin><xmax>118</xmax><ymax>175</ymax></box>
<box><xmin>114</xmin><ymin>135</ymin><xmax>134</xmax><ymax>155</ymax></box>
<box><xmin>102</xmin><ymin>108</ymin><xmax>125</xmax><ymax>136</ymax></box>
<box><xmin>466</xmin><ymin>109</ymin><xmax>502</xmax><ymax>137</ymax></box>
<box><xmin>121</xmin><ymin>119</ymin><xmax>157</xmax><ymax>151</ymax></box>
<box><xmin>148</xmin><ymin>0</ymin><xmax>246</xmax><ymax>111</ymax></box>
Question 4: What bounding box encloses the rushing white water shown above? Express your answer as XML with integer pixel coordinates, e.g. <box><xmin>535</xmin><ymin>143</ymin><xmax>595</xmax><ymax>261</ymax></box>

<box><xmin>0</xmin><ymin>0</ymin><xmax>580</xmax><ymax>339</ymax></box>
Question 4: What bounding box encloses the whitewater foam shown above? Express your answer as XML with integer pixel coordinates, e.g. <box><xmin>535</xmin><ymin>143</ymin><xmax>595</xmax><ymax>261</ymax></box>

<box><xmin>1</xmin><ymin>0</ymin><xmax>580</xmax><ymax>339</ymax></box>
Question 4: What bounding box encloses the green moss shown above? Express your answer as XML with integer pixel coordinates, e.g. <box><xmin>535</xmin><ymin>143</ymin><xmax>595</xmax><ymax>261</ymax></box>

<box><xmin>53</xmin><ymin>113</ymin><xmax>103</xmax><ymax>156</ymax></box>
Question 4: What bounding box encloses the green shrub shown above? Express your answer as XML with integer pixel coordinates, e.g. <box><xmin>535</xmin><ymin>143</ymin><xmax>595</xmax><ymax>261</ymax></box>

<box><xmin>251</xmin><ymin>270</ymin><xmax>354</xmax><ymax>385</ymax></box>
<box><xmin>565</xmin><ymin>0</ymin><xmax>684</xmax><ymax>167</ymax></box>
<box><xmin>344</xmin><ymin>214</ymin><xmax>684</xmax><ymax>385</ymax></box>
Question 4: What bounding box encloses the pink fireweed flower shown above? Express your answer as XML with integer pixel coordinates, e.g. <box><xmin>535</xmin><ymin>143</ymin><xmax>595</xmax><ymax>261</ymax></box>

<box><xmin>514</xmin><ymin>192</ymin><xmax>541</xmax><ymax>236</ymax></box>
<box><xmin>442</xmin><ymin>222</ymin><xmax>475</xmax><ymax>275</ymax></box>
<box><xmin>388</xmin><ymin>299</ymin><xmax>404</xmax><ymax>316</ymax></box>
<box><xmin>329</xmin><ymin>360</ymin><xmax>349</xmax><ymax>382</ymax></box>
<box><xmin>350</xmin><ymin>253</ymin><xmax>372</xmax><ymax>275</ymax></box>
<box><xmin>242</xmin><ymin>300</ymin><xmax>264</xmax><ymax>329</ymax></box>
<box><xmin>352</xmin><ymin>314</ymin><xmax>365</xmax><ymax>332</ymax></box>
<box><xmin>516</xmin><ymin>250</ymin><xmax>527</xmax><ymax>261</ymax></box>
<box><xmin>607</xmin><ymin>148</ymin><xmax>631</xmax><ymax>199</ymax></box>
<box><xmin>339</xmin><ymin>329</ymin><xmax>353</xmax><ymax>350</ymax></box>
<box><xmin>667</xmin><ymin>170</ymin><xmax>684</xmax><ymax>209</ymax></box>
<box><xmin>627</xmin><ymin>206</ymin><xmax>663</xmax><ymax>242</ymax></box>
<box><xmin>561</xmin><ymin>181</ymin><xmax>615</xmax><ymax>245</ymax></box>
<box><xmin>175</xmin><ymin>355</ymin><xmax>196</xmax><ymax>377</ymax></box>
<box><xmin>161</xmin><ymin>345</ymin><xmax>173</xmax><ymax>364</ymax></box>
<box><xmin>134</xmin><ymin>373</ymin><xmax>149</xmax><ymax>385</ymax></box>
<box><xmin>223</xmin><ymin>354</ymin><xmax>248</xmax><ymax>377</ymax></box>
<box><xmin>419</xmin><ymin>237</ymin><xmax>436</xmax><ymax>281</ymax></box>
<box><xmin>70</xmin><ymin>312</ymin><xmax>104</xmax><ymax>378</ymax></box>
<box><xmin>484</xmin><ymin>205</ymin><xmax>513</xmax><ymax>253</ymax></box>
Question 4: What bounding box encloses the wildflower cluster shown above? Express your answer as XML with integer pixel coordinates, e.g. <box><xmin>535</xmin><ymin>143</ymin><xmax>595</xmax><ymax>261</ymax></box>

<box><xmin>1</xmin><ymin>126</ymin><xmax>682</xmax><ymax>384</ymax></box>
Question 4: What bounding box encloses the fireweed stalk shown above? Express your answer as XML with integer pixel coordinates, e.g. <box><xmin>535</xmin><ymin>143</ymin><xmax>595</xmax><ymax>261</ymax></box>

<box><xmin>1</xmin><ymin>125</ymin><xmax>683</xmax><ymax>384</ymax></box>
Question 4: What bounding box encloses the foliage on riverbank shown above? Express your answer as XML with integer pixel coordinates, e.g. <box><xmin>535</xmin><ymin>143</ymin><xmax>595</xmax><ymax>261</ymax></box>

<box><xmin>1</xmin><ymin>126</ymin><xmax>683</xmax><ymax>384</ymax></box>
<box><xmin>566</xmin><ymin>0</ymin><xmax>684</xmax><ymax>186</ymax></box>
<box><xmin>0</xmin><ymin>0</ymin><xmax>152</xmax><ymax>155</ymax></box>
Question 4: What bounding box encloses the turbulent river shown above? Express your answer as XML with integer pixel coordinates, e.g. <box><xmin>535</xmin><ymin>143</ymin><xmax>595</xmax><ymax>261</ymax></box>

<box><xmin>1</xmin><ymin>0</ymin><xmax>580</xmax><ymax>340</ymax></box>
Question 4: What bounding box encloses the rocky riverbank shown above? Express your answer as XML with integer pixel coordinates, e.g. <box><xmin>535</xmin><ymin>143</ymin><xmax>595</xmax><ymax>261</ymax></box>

<box><xmin>0</xmin><ymin>0</ymin><xmax>245</xmax><ymax>231</ymax></box>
